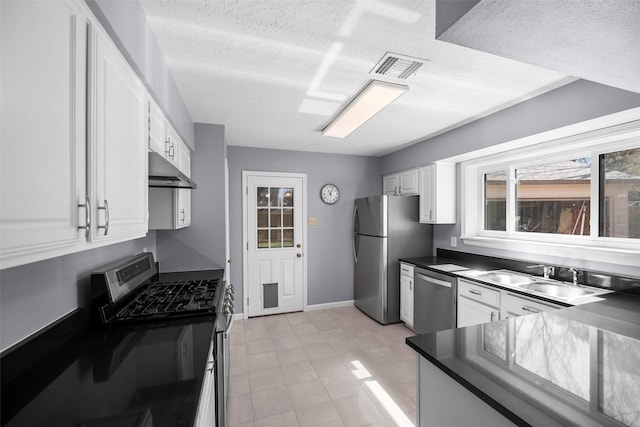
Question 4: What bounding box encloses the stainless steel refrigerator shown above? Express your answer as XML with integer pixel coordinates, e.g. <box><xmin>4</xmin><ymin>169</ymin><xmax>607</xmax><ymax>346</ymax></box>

<box><xmin>353</xmin><ymin>195</ymin><xmax>432</xmax><ymax>324</ymax></box>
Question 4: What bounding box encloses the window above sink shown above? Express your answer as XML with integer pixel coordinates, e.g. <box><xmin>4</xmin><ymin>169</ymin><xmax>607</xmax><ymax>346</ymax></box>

<box><xmin>461</xmin><ymin>108</ymin><xmax>640</xmax><ymax>266</ymax></box>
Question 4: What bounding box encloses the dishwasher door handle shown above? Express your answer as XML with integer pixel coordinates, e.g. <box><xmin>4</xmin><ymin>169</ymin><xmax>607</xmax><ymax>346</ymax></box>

<box><xmin>416</xmin><ymin>273</ymin><xmax>452</xmax><ymax>288</ymax></box>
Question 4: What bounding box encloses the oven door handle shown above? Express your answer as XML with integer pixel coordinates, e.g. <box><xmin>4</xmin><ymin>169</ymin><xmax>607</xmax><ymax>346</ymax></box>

<box><xmin>224</xmin><ymin>313</ymin><xmax>234</xmax><ymax>337</ymax></box>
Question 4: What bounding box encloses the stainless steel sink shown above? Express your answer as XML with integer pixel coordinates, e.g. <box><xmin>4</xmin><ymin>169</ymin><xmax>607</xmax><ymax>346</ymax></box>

<box><xmin>517</xmin><ymin>282</ymin><xmax>595</xmax><ymax>299</ymax></box>
<box><xmin>473</xmin><ymin>270</ymin><xmax>536</xmax><ymax>285</ymax></box>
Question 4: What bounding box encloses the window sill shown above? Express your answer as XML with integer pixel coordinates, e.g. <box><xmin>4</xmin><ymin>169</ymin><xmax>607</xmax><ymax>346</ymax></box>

<box><xmin>460</xmin><ymin>235</ymin><xmax>640</xmax><ymax>266</ymax></box>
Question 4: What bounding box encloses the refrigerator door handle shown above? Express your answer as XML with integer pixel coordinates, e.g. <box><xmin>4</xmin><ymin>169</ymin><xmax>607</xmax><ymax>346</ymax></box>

<box><xmin>352</xmin><ymin>232</ymin><xmax>358</xmax><ymax>263</ymax></box>
<box><xmin>352</xmin><ymin>203</ymin><xmax>359</xmax><ymax>263</ymax></box>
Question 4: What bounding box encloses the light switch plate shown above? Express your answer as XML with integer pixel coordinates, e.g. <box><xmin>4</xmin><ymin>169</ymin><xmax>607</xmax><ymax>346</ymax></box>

<box><xmin>450</xmin><ymin>237</ymin><xmax>457</xmax><ymax>247</ymax></box>
<box><xmin>308</xmin><ymin>217</ymin><xmax>318</xmax><ymax>226</ymax></box>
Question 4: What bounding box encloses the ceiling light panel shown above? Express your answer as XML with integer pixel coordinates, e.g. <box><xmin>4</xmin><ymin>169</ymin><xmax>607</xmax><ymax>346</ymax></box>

<box><xmin>322</xmin><ymin>80</ymin><xmax>409</xmax><ymax>139</ymax></box>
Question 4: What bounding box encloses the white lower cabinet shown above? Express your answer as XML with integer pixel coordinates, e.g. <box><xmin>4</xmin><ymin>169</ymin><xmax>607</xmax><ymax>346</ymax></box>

<box><xmin>457</xmin><ymin>278</ymin><xmax>564</xmax><ymax>327</ymax></box>
<box><xmin>88</xmin><ymin>26</ymin><xmax>148</xmax><ymax>243</ymax></box>
<box><xmin>194</xmin><ymin>342</ymin><xmax>216</xmax><ymax>426</ymax></box>
<box><xmin>400</xmin><ymin>263</ymin><xmax>414</xmax><ymax>328</ymax></box>
<box><xmin>457</xmin><ymin>279</ymin><xmax>500</xmax><ymax>328</ymax></box>
<box><xmin>458</xmin><ymin>296</ymin><xmax>500</xmax><ymax>328</ymax></box>
<box><xmin>502</xmin><ymin>293</ymin><xmax>562</xmax><ymax>319</ymax></box>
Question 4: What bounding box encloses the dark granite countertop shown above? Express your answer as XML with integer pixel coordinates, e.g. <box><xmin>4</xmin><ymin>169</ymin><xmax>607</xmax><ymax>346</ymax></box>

<box><xmin>407</xmin><ymin>292</ymin><xmax>640</xmax><ymax>427</ymax></box>
<box><xmin>1</xmin><ymin>269</ymin><xmax>224</xmax><ymax>427</ymax></box>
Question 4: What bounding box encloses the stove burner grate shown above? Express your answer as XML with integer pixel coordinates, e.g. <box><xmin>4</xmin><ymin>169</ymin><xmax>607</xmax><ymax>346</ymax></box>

<box><xmin>113</xmin><ymin>279</ymin><xmax>219</xmax><ymax>322</ymax></box>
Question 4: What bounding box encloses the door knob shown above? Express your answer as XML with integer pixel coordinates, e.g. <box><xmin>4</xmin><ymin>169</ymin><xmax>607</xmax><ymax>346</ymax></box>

<box><xmin>296</xmin><ymin>253</ymin><xmax>302</xmax><ymax>258</ymax></box>
<box><xmin>296</xmin><ymin>243</ymin><xmax>301</xmax><ymax>248</ymax></box>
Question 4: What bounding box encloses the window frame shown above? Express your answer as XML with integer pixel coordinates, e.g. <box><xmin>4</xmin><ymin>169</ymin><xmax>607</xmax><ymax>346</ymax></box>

<box><xmin>461</xmin><ymin>113</ymin><xmax>640</xmax><ymax>266</ymax></box>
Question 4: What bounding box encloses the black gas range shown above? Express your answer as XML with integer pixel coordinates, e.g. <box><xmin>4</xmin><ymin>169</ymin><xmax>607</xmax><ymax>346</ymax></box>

<box><xmin>92</xmin><ymin>252</ymin><xmax>232</xmax><ymax>326</ymax></box>
<box><xmin>91</xmin><ymin>252</ymin><xmax>234</xmax><ymax>427</ymax></box>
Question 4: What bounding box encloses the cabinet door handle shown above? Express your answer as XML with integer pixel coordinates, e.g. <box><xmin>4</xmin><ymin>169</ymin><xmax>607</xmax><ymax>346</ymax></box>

<box><xmin>521</xmin><ymin>306</ymin><xmax>539</xmax><ymax>313</ymax></box>
<box><xmin>180</xmin><ymin>209</ymin><xmax>185</xmax><ymax>223</ymax></box>
<box><xmin>490</xmin><ymin>311</ymin><xmax>496</xmax><ymax>321</ymax></box>
<box><xmin>469</xmin><ymin>289</ymin><xmax>482</xmax><ymax>296</ymax></box>
<box><xmin>165</xmin><ymin>138</ymin><xmax>171</xmax><ymax>157</ymax></box>
<box><xmin>97</xmin><ymin>199</ymin><xmax>109</xmax><ymax>236</ymax></box>
<box><xmin>77</xmin><ymin>196</ymin><xmax>91</xmax><ymax>239</ymax></box>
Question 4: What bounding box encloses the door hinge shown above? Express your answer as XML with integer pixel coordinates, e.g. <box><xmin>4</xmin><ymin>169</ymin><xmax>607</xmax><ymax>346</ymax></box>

<box><xmin>246</xmin><ymin>242</ymin><xmax>248</xmax><ymax>250</ymax></box>
<box><xmin>246</xmin><ymin>186</ymin><xmax>248</xmax><ymax>195</ymax></box>
<box><xmin>247</xmin><ymin>297</ymin><xmax>249</xmax><ymax>306</ymax></box>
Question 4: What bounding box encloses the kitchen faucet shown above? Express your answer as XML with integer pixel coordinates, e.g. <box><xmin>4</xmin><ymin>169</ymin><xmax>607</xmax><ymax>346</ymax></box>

<box><xmin>569</xmin><ymin>268</ymin><xmax>580</xmax><ymax>286</ymax></box>
<box><xmin>527</xmin><ymin>264</ymin><xmax>554</xmax><ymax>279</ymax></box>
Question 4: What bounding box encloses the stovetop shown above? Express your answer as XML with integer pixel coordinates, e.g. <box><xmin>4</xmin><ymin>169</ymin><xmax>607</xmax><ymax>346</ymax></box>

<box><xmin>110</xmin><ymin>278</ymin><xmax>220</xmax><ymax>323</ymax></box>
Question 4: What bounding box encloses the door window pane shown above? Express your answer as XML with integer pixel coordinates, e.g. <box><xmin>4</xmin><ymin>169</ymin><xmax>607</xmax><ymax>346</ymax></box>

<box><xmin>283</xmin><ymin>209</ymin><xmax>293</xmax><ymax>227</ymax></box>
<box><xmin>257</xmin><ymin>187</ymin><xmax>270</xmax><ymax>207</ymax></box>
<box><xmin>283</xmin><ymin>229</ymin><xmax>294</xmax><ymax>247</ymax></box>
<box><xmin>257</xmin><ymin>209</ymin><xmax>268</xmax><ymax>228</ymax></box>
<box><xmin>257</xmin><ymin>230</ymin><xmax>269</xmax><ymax>248</ymax></box>
<box><xmin>269</xmin><ymin>188</ymin><xmax>281</xmax><ymax>207</ymax></box>
<box><xmin>256</xmin><ymin>186</ymin><xmax>295</xmax><ymax>249</ymax></box>
<box><xmin>270</xmin><ymin>209</ymin><xmax>282</xmax><ymax>228</ymax></box>
<box><xmin>270</xmin><ymin>229</ymin><xmax>281</xmax><ymax>248</ymax></box>
<box><xmin>516</xmin><ymin>159</ymin><xmax>591</xmax><ymax>235</ymax></box>
<box><xmin>600</xmin><ymin>148</ymin><xmax>640</xmax><ymax>239</ymax></box>
<box><xmin>282</xmin><ymin>188</ymin><xmax>293</xmax><ymax>207</ymax></box>
<box><xmin>484</xmin><ymin>170</ymin><xmax>507</xmax><ymax>231</ymax></box>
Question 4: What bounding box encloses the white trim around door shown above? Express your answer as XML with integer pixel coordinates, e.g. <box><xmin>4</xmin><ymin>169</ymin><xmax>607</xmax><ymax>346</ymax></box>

<box><xmin>242</xmin><ymin>171</ymin><xmax>308</xmax><ymax>319</ymax></box>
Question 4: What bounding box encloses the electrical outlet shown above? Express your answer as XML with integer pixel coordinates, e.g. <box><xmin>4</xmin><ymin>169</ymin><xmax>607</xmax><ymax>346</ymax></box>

<box><xmin>308</xmin><ymin>217</ymin><xmax>318</xmax><ymax>226</ymax></box>
<box><xmin>450</xmin><ymin>237</ymin><xmax>457</xmax><ymax>247</ymax></box>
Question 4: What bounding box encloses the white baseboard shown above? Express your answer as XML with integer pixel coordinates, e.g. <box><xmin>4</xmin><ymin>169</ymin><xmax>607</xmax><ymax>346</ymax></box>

<box><xmin>305</xmin><ymin>300</ymin><xmax>354</xmax><ymax>312</ymax></box>
<box><xmin>233</xmin><ymin>300</ymin><xmax>355</xmax><ymax>320</ymax></box>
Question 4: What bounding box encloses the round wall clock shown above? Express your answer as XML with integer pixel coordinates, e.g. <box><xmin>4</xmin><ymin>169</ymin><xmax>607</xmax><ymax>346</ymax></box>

<box><xmin>320</xmin><ymin>184</ymin><xmax>340</xmax><ymax>205</ymax></box>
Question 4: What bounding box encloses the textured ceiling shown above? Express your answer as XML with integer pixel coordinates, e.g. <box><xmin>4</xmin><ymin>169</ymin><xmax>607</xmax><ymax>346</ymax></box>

<box><xmin>140</xmin><ymin>0</ymin><xmax>573</xmax><ymax>156</ymax></box>
<box><xmin>439</xmin><ymin>0</ymin><xmax>640</xmax><ymax>95</ymax></box>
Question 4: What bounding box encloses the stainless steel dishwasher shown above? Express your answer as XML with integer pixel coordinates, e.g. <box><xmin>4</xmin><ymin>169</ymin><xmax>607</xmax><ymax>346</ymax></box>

<box><xmin>413</xmin><ymin>267</ymin><xmax>456</xmax><ymax>334</ymax></box>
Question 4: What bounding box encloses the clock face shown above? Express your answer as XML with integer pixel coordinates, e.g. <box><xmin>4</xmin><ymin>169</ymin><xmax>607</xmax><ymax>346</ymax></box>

<box><xmin>320</xmin><ymin>184</ymin><xmax>340</xmax><ymax>204</ymax></box>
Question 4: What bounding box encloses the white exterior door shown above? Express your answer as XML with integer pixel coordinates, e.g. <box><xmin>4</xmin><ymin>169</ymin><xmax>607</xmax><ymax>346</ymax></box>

<box><xmin>244</xmin><ymin>172</ymin><xmax>306</xmax><ymax>317</ymax></box>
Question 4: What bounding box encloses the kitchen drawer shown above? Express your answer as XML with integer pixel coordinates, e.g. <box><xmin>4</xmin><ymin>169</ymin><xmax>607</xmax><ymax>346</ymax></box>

<box><xmin>458</xmin><ymin>279</ymin><xmax>500</xmax><ymax>308</ymax></box>
<box><xmin>400</xmin><ymin>263</ymin><xmax>414</xmax><ymax>278</ymax></box>
<box><xmin>502</xmin><ymin>292</ymin><xmax>561</xmax><ymax>317</ymax></box>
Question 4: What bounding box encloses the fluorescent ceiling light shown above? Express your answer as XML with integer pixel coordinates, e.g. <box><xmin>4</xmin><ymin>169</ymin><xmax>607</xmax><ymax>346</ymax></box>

<box><xmin>322</xmin><ymin>80</ymin><xmax>409</xmax><ymax>138</ymax></box>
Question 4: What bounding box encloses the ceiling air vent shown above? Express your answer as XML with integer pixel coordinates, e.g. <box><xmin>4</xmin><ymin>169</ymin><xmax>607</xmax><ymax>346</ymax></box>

<box><xmin>371</xmin><ymin>52</ymin><xmax>427</xmax><ymax>80</ymax></box>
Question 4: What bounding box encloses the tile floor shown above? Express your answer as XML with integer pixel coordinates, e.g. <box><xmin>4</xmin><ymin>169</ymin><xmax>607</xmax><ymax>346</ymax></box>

<box><xmin>227</xmin><ymin>306</ymin><xmax>418</xmax><ymax>427</ymax></box>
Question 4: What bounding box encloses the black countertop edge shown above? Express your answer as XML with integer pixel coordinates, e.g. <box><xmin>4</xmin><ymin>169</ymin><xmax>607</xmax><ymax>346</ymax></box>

<box><xmin>405</xmin><ymin>337</ymin><xmax>531</xmax><ymax>427</ymax></box>
<box><xmin>400</xmin><ymin>249</ymin><xmax>640</xmax><ymax>295</ymax></box>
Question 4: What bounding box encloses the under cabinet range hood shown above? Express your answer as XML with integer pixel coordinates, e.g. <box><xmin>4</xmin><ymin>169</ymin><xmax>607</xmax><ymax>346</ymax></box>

<box><xmin>148</xmin><ymin>152</ymin><xmax>196</xmax><ymax>189</ymax></box>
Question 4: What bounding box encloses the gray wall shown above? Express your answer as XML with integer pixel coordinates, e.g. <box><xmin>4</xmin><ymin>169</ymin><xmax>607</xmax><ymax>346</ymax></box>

<box><xmin>85</xmin><ymin>0</ymin><xmax>194</xmax><ymax>149</ymax></box>
<box><xmin>228</xmin><ymin>147</ymin><xmax>382</xmax><ymax>312</ymax></box>
<box><xmin>382</xmin><ymin>80</ymin><xmax>640</xmax><ymax>278</ymax></box>
<box><xmin>156</xmin><ymin>123</ymin><xmax>227</xmax><ymax>272</ymax></box>
<box><xmin>0</xmin><ymin>235</ymin><xmax>155</xmax><ymax>352</ymax></box>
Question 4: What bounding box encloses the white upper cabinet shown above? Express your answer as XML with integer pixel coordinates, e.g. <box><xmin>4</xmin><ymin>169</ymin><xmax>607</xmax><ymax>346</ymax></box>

<box><xmin>383</xmin><ymin>174</ymin><xmax>399</xmax><ymax>195</ymax></box>
<box><xmin>419</xmin><ymin>163</ymin><xmax>456</xmax><ymax>224</ymax></box>
<box><xmin>165</xmin><ymin>123</ymin><xmax>181</xmax><ymax>168</ymax></box>
<box><xmin>176</xmin><ymin>141</ymin><xmax>192</xmax><ymax>228</ymax></box>
<box><xmin>0</xmin><ymin>0</ymin><xmax>88</xmax><ymax>269</ymax></box>
<box><xmin>399</xmin><ymin>169</ymin><xmax>420</xmax><ymax>195</ymax></box>
<box><xmin>383</xmin><ymin>169</ymin><xmax>420</xmax><ymax>196</ymax></box>
<box><xmin>1</xmin><ymin>1</ymin><xmax>152</xmax><ymax>269</ymax></box>
<box><xmin>88</xmin><ymin>26</ymin><xmax>148</xmax><ymax>243</ymax></box>
<box><xmin>148</xmin><ymin>98</ymin><xmax>167</xmax><ymax>155</ymax></box>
